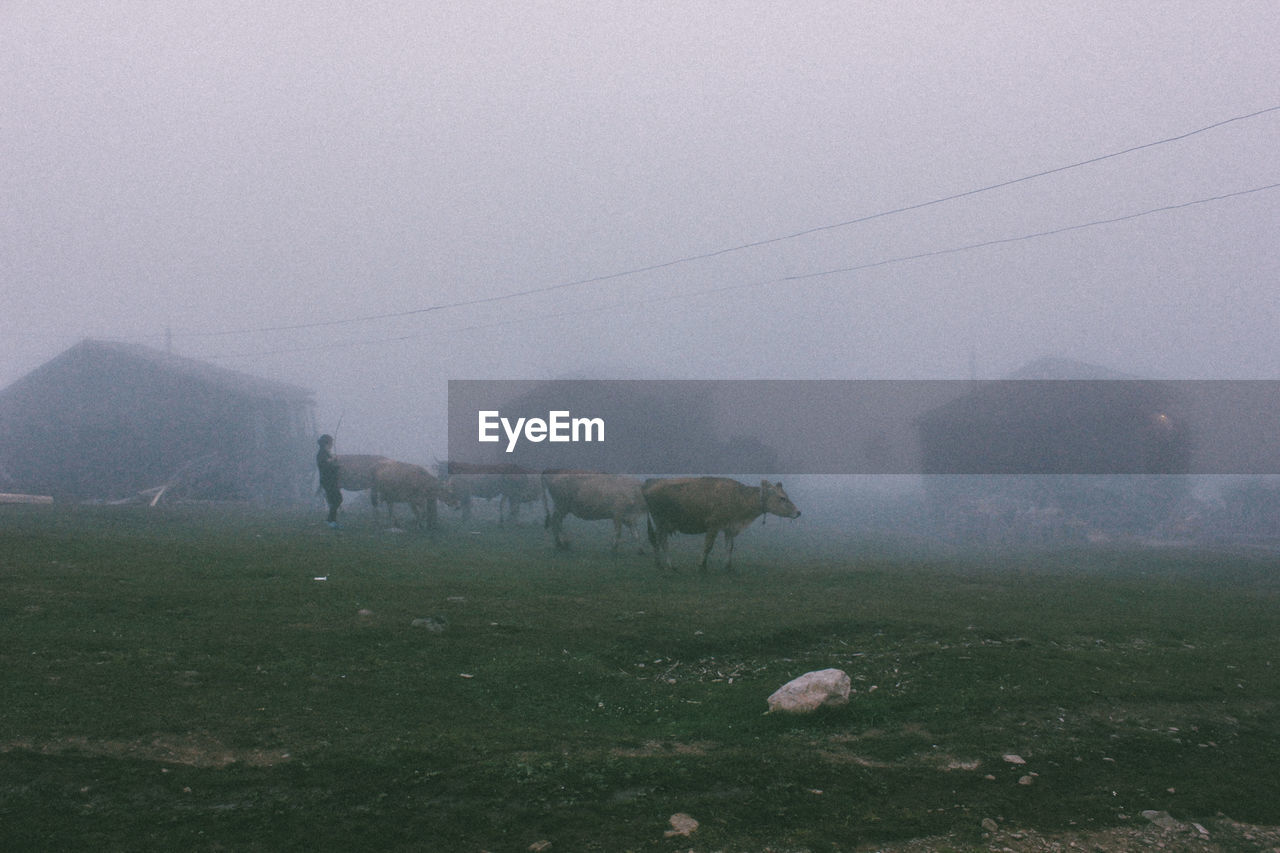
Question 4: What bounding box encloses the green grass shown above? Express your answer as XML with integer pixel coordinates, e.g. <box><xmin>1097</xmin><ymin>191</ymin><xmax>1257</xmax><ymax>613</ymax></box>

<box><xmin>1</xmin><ymin>503</ymin><xmax>1278</xmax><ymax>851</ymax></box>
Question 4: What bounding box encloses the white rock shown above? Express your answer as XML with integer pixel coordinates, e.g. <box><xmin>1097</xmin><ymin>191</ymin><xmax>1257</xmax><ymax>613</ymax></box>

<box><xmin>766</xmin><ymin>668</ymin><xmax>851</xmax><ymax>713</ymax></box>
<box><xmin>664</xmin><ymin>813</ymin><xmax>699</xmax><ymax>838</ymax></box>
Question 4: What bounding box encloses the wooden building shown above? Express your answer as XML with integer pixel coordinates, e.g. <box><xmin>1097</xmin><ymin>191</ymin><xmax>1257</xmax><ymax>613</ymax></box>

<box><xmin>0</xmin><ymin>339</ymin><xmax>316</xmax><ymax>503</ymax></box>
<box><xmin>915</xmin><ymin>359</ymin><xmax>1193</xmax><ymax>541</ymax></box>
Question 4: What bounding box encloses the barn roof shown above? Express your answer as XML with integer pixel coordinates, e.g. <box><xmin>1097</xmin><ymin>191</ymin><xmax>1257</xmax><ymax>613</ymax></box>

<box><xmin>916</xmin><ymin>358</ymin><xmax>1153</xmax><ymax>427</ymax></box>
<box><xmin>1004</xmin><ymin>357</ymin><xmax>1136</xmax><ymax>380</ymax></box>
<box><xmin>913</xmin><ymin>359</ymin><xmax>1190</xmax><ymax>475</ymax></box>
<box><xmin>0</xmin><ymin>339</ymin><xmax>313</xmax><ymax>405</ymax></box>
<box><xmin>917</xmin><ymin>358</ymin><xmax>1168</xmax><ymax>426</ymax></box>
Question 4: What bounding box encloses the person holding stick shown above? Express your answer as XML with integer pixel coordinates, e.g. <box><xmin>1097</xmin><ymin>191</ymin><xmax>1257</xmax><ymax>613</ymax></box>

<box><xmin>316</xmin><ymin>433</ymin><xmax>342</xmax><ymax>528</ymax></box>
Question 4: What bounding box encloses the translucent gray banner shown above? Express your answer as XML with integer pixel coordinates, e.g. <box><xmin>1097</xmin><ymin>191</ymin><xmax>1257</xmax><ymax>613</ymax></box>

<box><xmin>447</xmin><ymin>380</ymin><xmax>1280</xmax><ymax>475</ymax></box>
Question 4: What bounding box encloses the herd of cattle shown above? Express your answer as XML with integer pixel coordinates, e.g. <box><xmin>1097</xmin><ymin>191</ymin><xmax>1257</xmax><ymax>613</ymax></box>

<box><xmin>328</xmin><ymin>455</ymin><xmax>801</xmax><ymax>572</ymax></box>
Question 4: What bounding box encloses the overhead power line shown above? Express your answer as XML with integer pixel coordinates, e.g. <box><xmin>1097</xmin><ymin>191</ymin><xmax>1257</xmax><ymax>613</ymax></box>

<box><xmin>205</xmin><ymin>179</ymin><xmax>1280</xmax><ymax>361</ymax></box>
<box><xmin>777</xmin><ymin>181</ymin><xmax>1280</xmax><ymax>284</ymax></box>
<box><xmin>185</xmin><ymin>103</ymin><xmax>1280</xmax><ymax>339</ymax></box>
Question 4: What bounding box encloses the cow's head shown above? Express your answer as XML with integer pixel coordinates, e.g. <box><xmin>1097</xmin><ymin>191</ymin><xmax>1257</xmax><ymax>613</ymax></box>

<box><xmin>760</xmin><ymin>481</ymin><xmax>801</xmax><ymax>520</ymax></box>
<box><xmin>437</xmin><ymin>477</ymin><xmax>463</xmax><ymax>509</ymax></box>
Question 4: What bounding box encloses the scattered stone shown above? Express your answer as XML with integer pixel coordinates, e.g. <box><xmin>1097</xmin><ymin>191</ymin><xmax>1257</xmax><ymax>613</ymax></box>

<box><xmin>1018</xmin><ymin>775</ymin><xmax>1034</xmax><ymax>786</ymax></box>
<box><xmin>766</xmin><ymin>668</ymin><xmax>851</xmax><ymax>713</ymax></box>
<box><xmin>1002</xmin><ymin>754</ymin><xmax>1026</xmax><ymax>765</ymax></box>
<box><xmin>838</xmin><ymin>816</ymin><xmax>1279</xmax><ymax>850</ymax></box>
<box><xmin>528</xmin><ymin>841</ymin><xmax>551</xmax><ymax>852</ymax></box>
<box><xmin>981</xmin><ymin>817</ymin><xmax>999</xmax><ymax>833</ymax></box>
<box><xmin>410</xmin><ymin>616</ymin><xmax>447</xmax><ymax>633</ymax></box>
<box><xmin>357</xmin><ymin>608</ymin><xmax>373</xmax><ymax>617</ymax></box>
<box><xmin>664</xmin><ymin>813</ymin><xmax>699</xmax><ymax>838</ymax></box>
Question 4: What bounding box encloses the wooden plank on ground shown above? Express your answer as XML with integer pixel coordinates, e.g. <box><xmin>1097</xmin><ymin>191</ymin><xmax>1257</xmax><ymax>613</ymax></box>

<box><xmin>0</xmin><ymin>493</ymin><xmax>54</xmax><ymax>505</ymax></box>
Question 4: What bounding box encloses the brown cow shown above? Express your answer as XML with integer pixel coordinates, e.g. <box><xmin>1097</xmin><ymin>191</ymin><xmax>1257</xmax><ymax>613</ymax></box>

<box><xmin>541</xmin><ymin>469</ymin><xmax>646</xmax><ymax>553</ymax></box>
<box><xmin>370</xmin><ymin>460</ymin><xmax>458</xmax><ymax>529</ymax></box>
<box><xmin>445</xmin><ymin>460</ymin><xmax>540</xmax><ymax>523</ymax></box>
<box><xmin>642</xmin><ymin>477</ymin><xmax>800</xmax><ymax>572</ymax></box>
<box><xmin>333</xmin><ymin>454</ymin><xmax>393</xmax><ymax>493</ymax></box>
<box><xmin>316</xmin><ymin>453</ymin><xmax>392</xmax><ymax>523</ymax></box>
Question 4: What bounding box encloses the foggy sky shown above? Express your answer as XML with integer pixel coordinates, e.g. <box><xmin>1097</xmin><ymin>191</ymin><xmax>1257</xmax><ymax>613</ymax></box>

<box><xmin>5</xmin><ymin>2</ymin><xmax>1279</xmax><ymax>464</ymax></box>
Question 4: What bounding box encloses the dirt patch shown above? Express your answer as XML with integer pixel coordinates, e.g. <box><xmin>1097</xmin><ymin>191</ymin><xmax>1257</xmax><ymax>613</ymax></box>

<box><xmin>2</xmin><ymin>734</ymin><xmax>292</xmax><ymax>768</ymax></box>
<box><xmin>609</xmin><ymin>739</ymin><xmax>714</xmax><ymax>758</ymax></box>
<box><xmin>816</xmin><ymin>746</ymin><xmax>985</xmax><ymax>773</ymax></box>
<box><xmin>812</xmin><ymin>727</ymin><xmax>984</xmax><ymax>773</ymax></box>
<box><xmin>816</xmin><ymin>750</ymin><xmax>892</xmax><ymax>768</ymax></box>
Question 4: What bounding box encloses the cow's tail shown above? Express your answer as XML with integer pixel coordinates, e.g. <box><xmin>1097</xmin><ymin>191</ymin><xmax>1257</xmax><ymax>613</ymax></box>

<box><xmin>646</xmin><ymin>513</ymin><xmax>658</xmax><ymax>550</ymax></box>
<box><xmin>369</xmin><ymin>482</ymin><xmax>380</xmax><ymax>508</ymax></box>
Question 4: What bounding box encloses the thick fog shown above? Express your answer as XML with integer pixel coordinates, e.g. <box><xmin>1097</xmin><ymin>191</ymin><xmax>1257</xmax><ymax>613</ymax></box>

<box><xmin>4</xmin><ymin>3</ymin><xmax>1279</xmax><ymax>466</ymax></box>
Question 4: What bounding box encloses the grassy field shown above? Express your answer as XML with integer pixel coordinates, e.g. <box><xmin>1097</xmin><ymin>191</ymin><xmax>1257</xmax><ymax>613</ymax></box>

<box><xmin>2</xmin><ymin>501</ymin><xmax>1278</xmax><ymax>851</ymax></box>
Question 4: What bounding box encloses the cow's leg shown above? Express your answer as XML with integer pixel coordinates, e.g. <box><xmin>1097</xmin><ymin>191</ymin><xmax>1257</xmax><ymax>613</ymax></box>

<box><xmin>699</xmin><ymin>530</ymin><xmax>718</xmax><ymax>573</ymax></box>
<box><xmin>409</xmin><ymin>501</ymin><xmax>424</xmax><ymax>529</ymax></box>
<box><xmin>550</xmin><ymin>509</ymin><xmax>570</xmax><ymax>549</ymax></box>
<box><xmin>722</xmin><ymin>531</ymin><xmax>736</xmax><ymax>572</ymax></box>
<box><xmin>425</xmin><ymin>498</ymin><xmax>438</xmax><ymax>530</ymax></box>
<box><xmin>651</xmin><ymin>530</ymin><xmax>672</xmax><ymax>571</ymax></box>
<box><xmin>610</xmin><ymin>518</ymin><xmax>623</xmax><ymax>553</ymax></box>
<box><xmin>648</xmin><ymin>517</ymin><xmax>663</xmax><ymax>569</ymax></box>
<box><xmin>625</xmin><ymin>520</ymin><xmax>645</xmax><ymax>555</ymax></box>
<box><xmin>661</xmin><ymin>533</ymin><xmax>674</xmax><ymax>572</ymax></box>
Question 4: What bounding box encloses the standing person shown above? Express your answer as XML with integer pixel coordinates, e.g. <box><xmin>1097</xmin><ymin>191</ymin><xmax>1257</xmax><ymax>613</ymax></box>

<box><xmin>316</xmin><ymin>434</ymin><xmax>342</xmax><ymax>528</ymax></box>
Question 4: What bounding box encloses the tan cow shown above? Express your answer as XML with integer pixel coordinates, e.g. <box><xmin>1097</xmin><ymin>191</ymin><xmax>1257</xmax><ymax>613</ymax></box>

<box><xmin>333</xmin><ymin>454</ymin><xmax>393</xmax><ymax>493</ymax></box>
<box><xmin>642</xmin><ymin>477</ymin><xmax>800</xmax><ymax>572</ymax></box>
<box><xmin>316</xmin><ymin>454</ymin><xmax>391</xmax><ymax>520</ymax></box>
<box><xmin>370</xmin><ymin>460</ymin><xmax>458</xmax><ymax>529</ymax></box>
<box><xmin>445</xmin><ymin>460</ymin><xmax>540</xmax><ymax>523</ymax></box>
<box><xmin>500</xmin><ymin>470</ymin><xmax>543</xmax><ymax>522</ymax></box>
<box><xmin>541</xmin><ymin>469</ymin><xmax>647</xmax><ymax>554</ymax></box>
